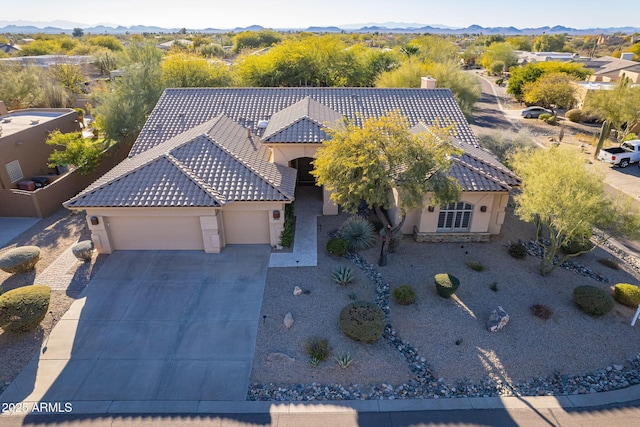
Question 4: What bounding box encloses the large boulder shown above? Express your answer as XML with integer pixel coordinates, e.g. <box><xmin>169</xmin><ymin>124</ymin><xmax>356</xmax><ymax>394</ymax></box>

<box><xmin>0</xmin><ymin>246</ymin><xmax>40</xmax><ymax>274</ymax></box>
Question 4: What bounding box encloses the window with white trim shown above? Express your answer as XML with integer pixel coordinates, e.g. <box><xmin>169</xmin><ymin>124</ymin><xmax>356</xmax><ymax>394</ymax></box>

<box><xmin>6</xmin><ymin>160</ymin><xmax>23</xmax><ymax>183</ymax></box>
<box><xmin>437</xmin><ymin>202</ymin><xmax>473</xmax><ymax>232</ymax></box>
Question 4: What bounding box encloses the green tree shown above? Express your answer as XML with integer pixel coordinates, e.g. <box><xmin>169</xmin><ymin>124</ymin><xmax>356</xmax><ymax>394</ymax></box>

<box><xmin>507</xmin><ymin>61</ymin><xmax>591</xmax><ymax>100</ymax></box>
<box><xmin>509</xmin><ymin>147</ymin><xmax>640</xmax><ymax>275</ymax></box>
<box><xmin>92</xmin><ymin>43</ymin><xmax>163</xmax><ymax>144</ymax></box>
<box><xmin>522</xmin><ymin>72</ymin><xmax>577</xmax><ymax>109</ymax></box>
<box><xmin>19</xmin><ymin>39</ymin><xmax>59</xmax><ymax>56</ymax></box>
<box><xmin>161</xmin><ymin>53</ymin><xmax>234</xmax><ymax>87</ymax></box>
<box><xmin>533</xmin><ymin>34</ymin><xmax>566</xmax><ymax>52</ymax></box>
<box><xmin>0</xmin><ymin>64</ymin><xmax>45</xmax><ymax>108</ymax></box>
<box><xmin>232</xmin><ymin>30</ymin><xmax>282</xmax><ymax>53</ymax></box>
<box><xmin>87</xmin><ymin>35</ymin><xmax>124</xmax><ymax>51</ymax></box>
<box><xmin>413</xmin><ymin>35</ymin><xmax>460</xmax><ymax>63</ymax></box>
<box><xmin>480</xmin><ymin>42</ymin><xmax>517</xmax><ymax>71</ymax></box>
<box><xmin>48</xmin><ymin>64</ymin><xmax>86</xmax><ymax>93</ymax></box>
<box><xmin>507</xmin><ymin>36</ymin><xmax>533</xmax><ymax>51</ymax></box>
<box><xmin>72</xmin><ymin>28</ymin><xmax>84</xmax><ymax>37</ymax></box>
<box><xmin>423</xmin><ymin>61</ymin><xmax>481</xmax><ymax>118</ymax></box>
<box><xmin>47</xmin><ymin>131</ymin><xmax>104</xmax><ymax>174</ymax></box>
<box><xmin>311</xmin><ymin>112</ymin><xmax>461</xmax><ymax>265</ymax></box>
<box><xmin>584</xmin><ymin>80</ymin><xmax>640</xmax><ymax>143</ymax></box>
<box><xmin>375</xmin><ymin>61</ymin><xmax>426</xmax><ymax>88</ymax></box>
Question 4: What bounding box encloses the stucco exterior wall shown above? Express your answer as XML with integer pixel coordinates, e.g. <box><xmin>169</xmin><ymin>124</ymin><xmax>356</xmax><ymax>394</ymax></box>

<box><xmin>0</xmin><ymin>109</ymin><xmax>79</xmax><ymax>190</ymax></box>
<box><xmin>388</xmin><ymin>191</ymin><xmax>509</xmax><ymax>237</ymax></box>
<box><xmin>268</xmin><ymin>143</ymin><xmax>320</xmax><ymax>167</ymax></box>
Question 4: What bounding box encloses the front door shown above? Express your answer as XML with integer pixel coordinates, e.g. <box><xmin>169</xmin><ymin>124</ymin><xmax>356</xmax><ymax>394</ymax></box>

<box><xmin>291</xmin><ymin>157</ymin><xmax>315</xmax><ymax>186</ymax></box>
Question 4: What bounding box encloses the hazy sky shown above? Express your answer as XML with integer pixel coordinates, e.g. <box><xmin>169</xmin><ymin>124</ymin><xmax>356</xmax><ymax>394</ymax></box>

<box><xmin>3</xmin><ymin>0</ymin><xmax>639</xmax><ymax>29</ymax></box>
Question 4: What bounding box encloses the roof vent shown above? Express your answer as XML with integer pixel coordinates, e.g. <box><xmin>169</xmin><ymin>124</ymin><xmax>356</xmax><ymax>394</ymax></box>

<box><xmin>257</xmin><ymin>120</ymin><xmax>269</xmax><ymax>128</ymax></box>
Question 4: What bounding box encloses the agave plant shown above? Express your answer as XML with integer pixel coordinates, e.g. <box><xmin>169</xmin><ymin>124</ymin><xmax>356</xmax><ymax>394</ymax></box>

<box><xmin>331</xmin><ymin>266</ymin><xmax>354</xmax><ymax>286</ymax></box>
<box><xmin>339</xmin><ymin>216</ymin><xmax>376</xmax><ymax>252</ymax></box>
<box><xmin>335</xmin><ymin>352</ymin><xmax>354</xmax><ymax>369</ymax></box>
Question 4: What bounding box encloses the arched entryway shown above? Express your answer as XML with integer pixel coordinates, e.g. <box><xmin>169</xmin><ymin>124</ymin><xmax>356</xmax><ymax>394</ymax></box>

<box><xmin>289</xmin><ymin>157</ymin><xmax>316</xmax><ymax>186</ymax></box>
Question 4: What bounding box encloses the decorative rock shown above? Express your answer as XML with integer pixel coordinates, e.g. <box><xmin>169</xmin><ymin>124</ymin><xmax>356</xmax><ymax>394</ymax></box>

<box><xmin>487</xmin><ymin>306</ymin><xmax>509</xmax><ymax>332</ymax></box>
<box><xmin>284</xmin><ymin>312</ymin><xmax>294</xmax><ymax>329</ymax></box>
<box><xmin>293</xmin><ymin>286</ymin><xmax>302</xmax><ymax>296</ymax></box>
<box><xmin>0</xmin><ymin>246</ymin><xmax>40</xmax><ymax>274</ymax></box>
<box><xmin>267</xmin><ymin>352</ymin><xmax>296</xmax><ymax>364</ymax></box>
<box><xmin>71</xmin><ymin>240</ymin><xmax>94</xmax><ymax>262</ymax></box>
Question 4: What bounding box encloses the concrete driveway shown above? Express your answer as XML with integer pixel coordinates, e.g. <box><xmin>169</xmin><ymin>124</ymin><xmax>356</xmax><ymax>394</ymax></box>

<box><xmin>0</xmin><ymin>245</ymin><xmax>271</xmax><ymax>411</ymax></box>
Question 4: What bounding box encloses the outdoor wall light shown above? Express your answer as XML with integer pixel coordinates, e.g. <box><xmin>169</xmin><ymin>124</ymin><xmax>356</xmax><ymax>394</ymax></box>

<box><xmin>90</xmin><ymin>216</ymin><xmax>99</xmax><ymax>225</ymax></box>
<box><xmin>427</xmin><ymin>206</ymin><xmax>435</xmax><ymax>212</ymax></box>
<box><xmin>480</xmin><ymin>206</ymin><xmax>487</xmax><ymax>212</ymax></box>
<box><xmin>273</xmin><ymin>210</ymin><xmax>281</xmax><ymax>220</ymax></box>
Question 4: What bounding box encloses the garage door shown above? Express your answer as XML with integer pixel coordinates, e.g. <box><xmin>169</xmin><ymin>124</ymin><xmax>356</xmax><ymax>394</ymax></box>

<box><xmin>223</xmin><ymin>210</ymin><xmax>270</xmax><ymax>244</ymax></box>
<box><xmin>107</xmin><ymin>216</ymin><xmax>204</xmax><ymax>251</ymax></box>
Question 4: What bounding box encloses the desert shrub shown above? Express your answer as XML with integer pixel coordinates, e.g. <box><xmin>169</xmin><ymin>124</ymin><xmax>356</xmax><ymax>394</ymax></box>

<box><xmin>530</xmin><ymin>303</ymin><xmax>553</xmax><ymax>320</ymax></box>
<box><xmin>339</xmin><ymin>216</ymin><xmax>376</xmax><ymax>251</ymax></box>
<box><xmin>0</xmin><ymin>284</ymin><xmax>51</xmax><ymax>333</ymax></box>
<box><xmin>508</xmin><ymin>242</ymin><xmax>527</xmax><ymax>258</ymax></box>
<box><xmin>0</xmin><ymin>246</ymin><xmax>40</xmax><ymax>274</ymax></box>
<box><xmin>335</xmin><ymin>352</ymin><xmax>354</xmax><ymax>369</ymax></box>
<box><xmin>467</xmin><ymin>261</ymin><xmax>485</xmax><ymax>272</ymax></box>
<box><xmin>339</xmin><ymin>301</ymin><xmax>384</xmax><ymax>344</ymax></box>
<box><xmin>561</xmin><ymin>235</ymin><xmax>594</xmax><ymax>255</ymax></box>
<box><xmin>573</xmin><ymin>285</ymin><xmax>614</xmax><ymax>317</ymax></box>
<box><xmin>495</xmin><ymin>78</ymin><xmax>504</xmax><ymax>86</ymax></box>
<box><xmin>613</xmin><ymin>283</ymin><xmax>640</xmax><ymax>308</ymax></box>
<box><xmin>326</xmin><ymin>237</ymin><xmax>348</xmax><ymax>256</ymax></box>
<box><xmin>538</xmin><ymin>113</ymin><xmax>557</xmax><ymax>125</ymax></box>
<box><xmin>279</xmin><ymin>203</ymin><xmax>295</xmax><ymax>247</ymax></box>
<box><xmin>393</xmin><ymin>285</ymin><xmax>416</xmax><ymax>305</ymax></box>
<box><xmin>434</xmin><ymin>273</ymin><xmax>460</xmax><ymax>298</ymax></box>
<box><xmin>598</xmin><ymin>258</ymin><xmax>619</xmax><ymax>270</ymax></box>
<box><xmin>331</xmin><ymin>266</ymin><xmax>354</xmax><ymax>286</ymax></box>
<box><xmin>305</xmin><ymin>337</ymin><xmax>330</xmax><ymax>361</ymax></box>
<box><xmin>565</xmin><ymin>109</ymin><xmax>582</xmax><ymax>122</ymax></box>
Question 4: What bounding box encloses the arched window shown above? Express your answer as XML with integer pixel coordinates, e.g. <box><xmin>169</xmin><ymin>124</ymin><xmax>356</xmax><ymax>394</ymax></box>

<box><xmin>437</xmin><ymin>202</ymin><xmax>473</xmax><ymax>232</ymax></box>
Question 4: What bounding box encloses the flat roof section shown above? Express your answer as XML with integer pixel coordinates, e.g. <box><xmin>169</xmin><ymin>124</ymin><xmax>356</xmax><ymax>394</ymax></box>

<box><xmin>0</xmin><ymin>108</ymin><xmax>74</xmax><ymax>138</ymax></box>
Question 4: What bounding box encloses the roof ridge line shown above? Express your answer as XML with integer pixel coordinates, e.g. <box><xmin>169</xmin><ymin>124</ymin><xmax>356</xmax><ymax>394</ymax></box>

<box><xmin>452</xmin><ymin>157</ymin><xmax>513</xmax><ymax>190</ymax></box>
<box><xmin>203</xmin><ymin>133</ymin><xmax>293</xmax><ymax>201</ymax></box>
<box><xmin>164</xmin><ymin>153</ymin><xmax>226</xmax><ymax>206</ymax></box>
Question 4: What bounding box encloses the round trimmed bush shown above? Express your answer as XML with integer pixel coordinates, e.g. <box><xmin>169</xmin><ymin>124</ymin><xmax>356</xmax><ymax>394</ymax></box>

<box><xmin>0</xmin><ymin>246</ymin><xmax>40</xmax><ymax>274</ymax></box>
<box><xmin>565</xmin><ymin>109</ymin><xmax>583</xmax><ymax>123</ymax></box>
<box><xmin>339</xmin><ymin>216</ymin><xmax>376</xmax><ymax>251</ymax></box>
<box><xmin>72</xmin><ymin>240</ymin><xmax>94</xmax><ymax>262</ymax></box>
<box><xmin>338</xmin><ymin>301</ymin><xmax>384</xmax><ymax>344</ymax></box>
<box><xmin>613</xmin><ymin>283</ymin><xmax>640</xmax><ymax>308</ymax></box>
<box><xmin>393</xmin><ymin>285</ymin><xmax>416</xmax><ymax>305</ymax></box>
<box><xmin>434</xmin><ymin>273</ymin><xmax>460</xmax><ymax>298</ymax></box>
<box><xmin>508</xmin><ymin>242</ymin><xmax>527</xmax><ymax>259</ymax></box>
<box><xmin>326</xmin><ymin>238</ymin><xmax>349</xmax><ymax>256</ymax></box>
<box><xmin>0</xmin><ymin>284</ymin><xmax>51</xmax><ymax>333</ymax></box>
<box><xmin>573</xmin><ymin>285</ymin><xmax>614</xmax><ymax>317</ymax></box>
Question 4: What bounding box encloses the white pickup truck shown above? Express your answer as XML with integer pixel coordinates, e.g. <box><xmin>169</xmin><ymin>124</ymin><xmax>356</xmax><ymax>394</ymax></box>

<box><xmin>597</xmin><ymin>140</ymin><xmax>640</xmax><ymax>168</ymax></box>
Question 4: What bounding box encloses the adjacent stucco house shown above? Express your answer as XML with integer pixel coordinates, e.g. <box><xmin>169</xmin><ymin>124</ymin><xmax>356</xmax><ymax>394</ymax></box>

<box><xmin>65</xmin><ymin>87</ymin><xmax>519</xmax><ymax>253</ymax></box>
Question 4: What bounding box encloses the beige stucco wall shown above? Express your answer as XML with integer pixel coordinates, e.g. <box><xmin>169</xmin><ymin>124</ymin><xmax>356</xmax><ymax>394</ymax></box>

<box><xmin>83</xmin><ymin>201</ymin><xmax>288</xmax><ymax>254</ymax></box>
<box><xmin>0</xmin><ymin>109</ymin><xmax>79</xmax><ymax>190</ymax></box>
<box><xmin>268</xmin><ymin>143</ymin><xmax>320</xmax><ymax>167</ymax></box>
<box><xmin>388</xmin><ymin>191</ymin><xmax>509</xmax><ymax>236</ymax></box>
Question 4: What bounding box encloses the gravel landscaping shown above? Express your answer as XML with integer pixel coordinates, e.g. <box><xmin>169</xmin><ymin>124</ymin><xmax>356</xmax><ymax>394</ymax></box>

<box><xmin>249</xmin><ymin>207</ymin><xmax>640</xmax><ymax>401</ymax></box>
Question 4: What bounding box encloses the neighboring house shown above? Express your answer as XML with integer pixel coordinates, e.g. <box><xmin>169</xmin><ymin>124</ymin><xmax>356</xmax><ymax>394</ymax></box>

<box><xmin>0</xmin><ymin>43</ymin><xmax>20</xmax><ymax>54</ymax></box>
<box><xmin>581</xmin><ymin>55</ymin><xmax>640</xmax><ymax>83</ymax></box>
<box><xmin>157</xmin><ymin>39</ymin><xmax>193</xmax><ymax>51</ymax></box>
<box><xmin>65</xmin><ymin>87</ymin><xmax>520</xmax><ymax>254</ymax></box>
<box><xmin>517</xmin><ymin>51</ymin><xmax>577</xmax><ymax>64</ymax></box>
<box><xmin>0</xmin><ymin>103</ymin><xmax>82</xmax><ymax>216</ymax></box>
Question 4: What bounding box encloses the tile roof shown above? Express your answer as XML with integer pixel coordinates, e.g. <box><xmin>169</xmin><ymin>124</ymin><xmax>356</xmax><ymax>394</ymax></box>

<box><xmin>411</xmin><ymin>122</ymin><xmax>520</xmax><ymax>192</ymax></box>
<box><xmin>65</xmin><ymin>116</ymin><xmax>296</xmax><ymax>208</ymax></box>
<box><xmin>130</xmin><ymin>87</ymin><xmax>478</xmax><ymax>156</ymax></box>
<box><xmin>262</xmin><ymin>97</ymin><xmax>343</xmax><ymax>143</ymax></box>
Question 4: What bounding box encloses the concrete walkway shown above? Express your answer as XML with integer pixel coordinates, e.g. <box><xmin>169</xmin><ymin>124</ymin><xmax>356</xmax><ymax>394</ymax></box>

<box><xmin>269</xmin><ymin>187</ymin><xmax>323</xmax><ymax>268</ymax></box>
<box><xmin>0</xmin><ymin>246</ymin><xmax>271</xmax><ymax>411</ymax></box>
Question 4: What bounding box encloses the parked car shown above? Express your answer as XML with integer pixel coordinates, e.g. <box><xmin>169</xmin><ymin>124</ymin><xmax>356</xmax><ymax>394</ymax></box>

<box><xmin>521</xmin><ymin>106</ymin><xmax>553</xmax><ymax>119</ymax></box>
<box><xmin>597</xmin><ymin>140</ymin><xmax>640</xmax><ymax>168</ymax></box>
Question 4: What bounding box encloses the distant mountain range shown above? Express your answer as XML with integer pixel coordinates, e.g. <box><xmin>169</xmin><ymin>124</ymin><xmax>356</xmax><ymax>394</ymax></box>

<box><xmin>0</xmin><ymin>20</ymin><xmax>638</xmax><ymax>35</ymax></box>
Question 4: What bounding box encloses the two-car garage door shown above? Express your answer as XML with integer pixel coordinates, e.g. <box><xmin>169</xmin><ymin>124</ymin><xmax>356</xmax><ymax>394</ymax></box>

<box><xmin>106</xmin><ymin>211</ymin><xmax>270</xmax><ymax>251</ymax></box>
<box><xmin>107</xmin><ymin>216</ymin><xmax>204</xmax><ymax>251</ymax></box>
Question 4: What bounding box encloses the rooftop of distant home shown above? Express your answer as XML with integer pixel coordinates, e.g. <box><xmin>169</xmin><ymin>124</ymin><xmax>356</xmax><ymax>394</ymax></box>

<box><xmin>0</xmin><ymin>108</ymin><xmax>76</xmax><ymax>139</ymax></box>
